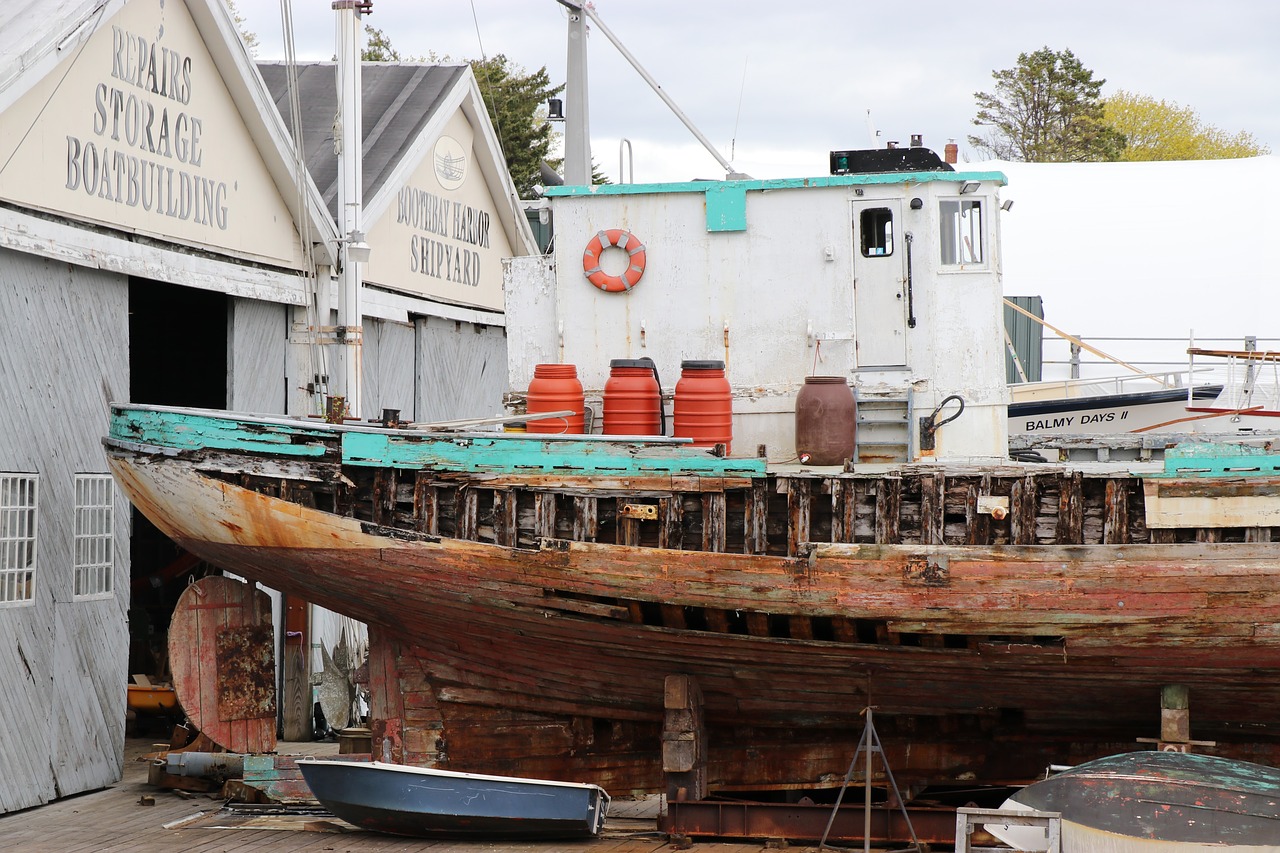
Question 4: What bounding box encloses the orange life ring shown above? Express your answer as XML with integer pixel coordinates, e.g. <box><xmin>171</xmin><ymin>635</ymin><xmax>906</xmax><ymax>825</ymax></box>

<box><xmin>582</xmin><ymin>229</ymin><xmax>647</xmax><ymax>292</ymax></box>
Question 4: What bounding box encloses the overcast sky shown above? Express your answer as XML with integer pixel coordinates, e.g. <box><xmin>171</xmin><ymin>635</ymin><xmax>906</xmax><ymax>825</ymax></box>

<box><xmin>238</xmin><ymin>0</ymin><xmax>1279</xmax><ymax>184</ymax></box>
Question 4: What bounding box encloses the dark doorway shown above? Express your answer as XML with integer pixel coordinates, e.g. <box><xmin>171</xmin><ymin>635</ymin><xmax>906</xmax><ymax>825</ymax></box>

<box><xmin>129</xmin><ymin>278</ymin><xmax>227</xmax><ymax>408</ymax></box>
<box><xmin>126</xmin><ymin>278</ymin><xmax>227</xmax><ymax>711</ymax></box>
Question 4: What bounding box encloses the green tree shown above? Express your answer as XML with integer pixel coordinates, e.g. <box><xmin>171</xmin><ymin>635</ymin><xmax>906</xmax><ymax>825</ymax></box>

<box><xmin>361</xmin><ymin>25</ymin><xmax>405</xmax><ymax>62</ymax></box>
<box><xmin>470</xmin><ymin>54</ymin><xmax>565</xmax><ymax>197</ymax></box>
<box><xmin>970</xmin><ymin>47</ymin><xmax>1124</xmax><ymax>162</ymax></box>
<box><xmin>1104</xmin><ymin>90</ymin><xmax>1271</xmax><ymax>161</ymax></box>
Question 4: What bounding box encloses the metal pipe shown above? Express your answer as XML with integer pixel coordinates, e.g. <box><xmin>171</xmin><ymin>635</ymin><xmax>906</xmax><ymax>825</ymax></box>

<box><xmin>559</xmin><ymin>0</ymin><xmax>739</xmax><ymax>178</ymax></box>
<box><xmin>164</xmin><ymin>752</ymin><xmax>245</xmax><ymax>778</ymax></box>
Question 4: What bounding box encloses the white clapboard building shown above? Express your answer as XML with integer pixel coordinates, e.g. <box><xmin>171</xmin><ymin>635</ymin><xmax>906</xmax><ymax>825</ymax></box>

<box><xmin>0</xmin><ymin>0</ymin><xmax>532</xmax><ymax>812</ymax></box>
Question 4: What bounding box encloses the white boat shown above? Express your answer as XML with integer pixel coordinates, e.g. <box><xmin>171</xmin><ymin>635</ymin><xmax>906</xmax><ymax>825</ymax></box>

<box><xmin>1009</xmin><ymin>346</ymin><xmax>1280</xmax><ymax>437</ymax></box>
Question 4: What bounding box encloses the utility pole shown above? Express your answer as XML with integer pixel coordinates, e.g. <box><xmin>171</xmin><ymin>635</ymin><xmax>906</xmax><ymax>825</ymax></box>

<box><xmin>333</xmin><ymin>0</ymin><xmax>370</xmax><ymax>419</ymax></box>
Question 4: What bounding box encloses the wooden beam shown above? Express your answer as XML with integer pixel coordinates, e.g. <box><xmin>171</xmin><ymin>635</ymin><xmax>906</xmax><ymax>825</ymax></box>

<box><xmin>1011</xmin><ymin>474</ymin><xmax>1038</xmax><ymax>545</ymax></box>
<box><xmin>831</xmin><ymin>478</ymin><xmax>856</xmax><ymax>543</ymax></box>
<box><xmin>703</xmin><ymin>493</ymin><xmax>727</xmax><ymax>552</ymax></box>
<box><xmin>747</xmin><ymin>479</ymin><xmax>769</xmax><ymax>555</ymax></box>
<box><xmin>966</xmin><ymin>475</ymin><xmax>992</xmax><ymax>546</ymax></box>
<box><xmin>875</xmin><ymin>478</ymin><xmax>902</xmax><ymax>545</ymax></box>
<box><xmin>412</xmin><ymin>472</ymin><xmax>437</xmax><ymax>535</ymax></box>
<box><xmin>1103</xmin><ymin>479</ymin><xmax>1129</xmax><ymax>545</ymax></box>
<box><xmin>573</xmin><ymin>496</ymin><xmax>598</xmax><ymax>542</ymax></box>
<box><xmin>921</xmin><ymin>474</ymin><xmax>945</xmax><ymax>545</ymax></box>
<box><xmin>663</xmin><ymin>675</ymin><xmax>707</xmax><ymax>803</ymax></box>
<box><xmin>1056</xmin><ymin>472</ymin><xmax>1083</xmax><ymax>544</ymax></box>
<box><xmin>787</xmin><ymin>478</ymin><xmax>811</xmax><ymax>556</ymax></box>
<box><xmin>659</xmin><ymin>495</ymin><xmax>684</xmax><ymax>550</ymax></box>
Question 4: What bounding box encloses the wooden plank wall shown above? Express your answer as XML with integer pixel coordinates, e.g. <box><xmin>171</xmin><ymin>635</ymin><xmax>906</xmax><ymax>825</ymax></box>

<box><xmin>415</xmin><ymin>315</ymin><xmax>507</xmax><ymax>423</ymax></box>
<box><xmin>363</xmin><ymin>318</ymin><xmax>417</xmax><ymax>422</ymax></box>
<box><xmin>228</xmin><ymin>297</ymin><xmax>288</xmax><ymax>414</ymax></box>
<box><xmin>0</xmin><ymin>250</ymin><xmax>130</xmax><ymax>812</ymax></box>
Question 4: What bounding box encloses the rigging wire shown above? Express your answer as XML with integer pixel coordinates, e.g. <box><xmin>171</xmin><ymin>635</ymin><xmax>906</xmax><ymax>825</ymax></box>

<box><xmin>468</xmin><ymin>0</ymin><xmax>505</xmax><ymax>162</ymax></box>
<box><xmin>280</xmin><ymin>0</ymin><xmax>326</xmax><ymax>414</ymax></box>
<box><xmin>729</xmin><ymin>55</ymin><xmax>748</xmax><ymax>163</ymax></box>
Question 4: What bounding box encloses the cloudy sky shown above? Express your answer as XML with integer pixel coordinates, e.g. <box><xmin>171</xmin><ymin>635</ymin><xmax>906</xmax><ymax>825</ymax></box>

<box><xmin>238</xmin><ymin>0</ymin><xmax>1279</xmax><ymax>183</ymax></box>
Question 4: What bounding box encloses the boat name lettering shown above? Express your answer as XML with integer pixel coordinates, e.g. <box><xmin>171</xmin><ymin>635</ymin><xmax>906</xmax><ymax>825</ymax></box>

<box><xmin>1024</xmin><ymin>410</ymin><xmax>1130</xmax><ymax>432</ymax></box>
<box><xmin>62</xmin><ymin>26</ymin><xmax>229</xmax><ymax>230</ymax></box>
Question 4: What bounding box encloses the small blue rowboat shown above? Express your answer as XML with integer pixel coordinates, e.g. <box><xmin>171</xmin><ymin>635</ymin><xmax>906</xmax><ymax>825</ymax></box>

<box><xmin>296</xmin><ymin>758</ymin><xmax>610</xmax><ymax>839</ymax></box>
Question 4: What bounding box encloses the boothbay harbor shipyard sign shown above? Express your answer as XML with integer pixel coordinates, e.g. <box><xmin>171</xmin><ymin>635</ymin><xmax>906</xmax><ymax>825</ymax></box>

<box><xmin>397</xmin><ymin>181</ymin><xmax>492</xmax><ymax>288</ymax></box>
<box><xmin>365</xmin><ymin>112</ymin><xmax>511</xmax><ymax>312</ymax></box>
<box><xmin>0</xmin><ymin>0</ymin><xmax>304</xmax><ymax>270</ymax></box>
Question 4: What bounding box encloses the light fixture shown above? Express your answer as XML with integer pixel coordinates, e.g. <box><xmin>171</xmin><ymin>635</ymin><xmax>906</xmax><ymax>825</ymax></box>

<box><xmin>345</xmin><ymin>229</ymin><xmax>371</xmax><ymax>264</ymax></box>
<box><xmin>959</xmin><ymin>181</ymin><xmax>980</xmax><ymax>194</ymax></box>
<box><xmin>1001</xmin><ymin>199</ymin><xmax>1014</xmax><ymax>211</ymax></box>
<box><xmin>909</xmin><ymin>197</ymin><xmax>923</xmax><ymax>210</ymax></box>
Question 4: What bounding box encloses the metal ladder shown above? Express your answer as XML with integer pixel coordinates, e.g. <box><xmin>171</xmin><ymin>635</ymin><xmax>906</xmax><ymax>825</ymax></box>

<box><xmin>854</xmin><ymin>389</ymin><xmax>912</xmax><ymax>463</ymax></box>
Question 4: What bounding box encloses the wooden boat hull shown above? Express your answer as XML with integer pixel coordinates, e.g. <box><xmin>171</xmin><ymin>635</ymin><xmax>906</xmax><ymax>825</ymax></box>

<box><xmin>987</xmin><ymin>751</ymin><xmax>1280</xmax><ymax>852</ymax></box>
<box><xmin>296</xmin><ymin>759</ymin><xmax>609</xmax><ymax>838</ymax></box>
<box><xmin>103</xmin><ymin>405</ymin><xmax>1280</xmax><ymax>792</ymax></box>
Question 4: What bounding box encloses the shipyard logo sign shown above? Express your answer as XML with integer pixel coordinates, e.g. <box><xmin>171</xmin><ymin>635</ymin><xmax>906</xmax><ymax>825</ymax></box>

<box><xmin>397</xmin><ymin>186</ymin><xmax>491</xmax><ymax>287</ymax></box>
<box><xmin>62</xmin><ymin>26</ymin><xmax>231</xmax><ymax>231</ymax></box>
<box><xmin>433</xmin><ymin>136</ymin><xmax>467</xmax><ymax>191</ymax></box>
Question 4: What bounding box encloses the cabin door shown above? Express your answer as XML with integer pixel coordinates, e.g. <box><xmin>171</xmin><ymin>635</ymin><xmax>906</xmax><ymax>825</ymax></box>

<box><xmin>851</xmin><ymin>200</ymin><xmax>908</xmax><ymax>367</ymax></box>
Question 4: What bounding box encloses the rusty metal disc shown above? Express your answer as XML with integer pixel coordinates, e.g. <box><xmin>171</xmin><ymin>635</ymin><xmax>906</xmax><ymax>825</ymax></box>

<box><xmin>168</xmin><ymin>575</ymin><xmax>276</xmax><ymax>754</ymax></box>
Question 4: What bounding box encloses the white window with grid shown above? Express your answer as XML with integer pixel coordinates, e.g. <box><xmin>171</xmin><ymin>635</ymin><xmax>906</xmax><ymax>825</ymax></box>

<box><xmin>74</xmin><ymin>474</ymin><xmax>114</xmax><ymax>599</ymax></box>
<box><xmin>0</xmin><ymin>474</ymin><xmax>38</xmax><ymax>606</ymax></box>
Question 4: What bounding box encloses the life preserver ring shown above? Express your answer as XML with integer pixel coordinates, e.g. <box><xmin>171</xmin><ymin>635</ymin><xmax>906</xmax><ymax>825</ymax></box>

<box><xmin>582</xmin><ymin>229</ymin><xmax>647</xmax><ymax>292</ymax></box>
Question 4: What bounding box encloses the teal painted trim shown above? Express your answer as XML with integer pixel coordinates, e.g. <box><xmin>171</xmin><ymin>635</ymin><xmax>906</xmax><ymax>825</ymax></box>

<box><xmin>706</xmin><ymin>184</ymin><xmax>748</xmax><ymax>232</ymax></box>
<box><xmin>546</xmin><ymin>170</ymin><xmax>1008</xmax><ymax>198</ymax></box>
<box><xmin>342</xmin><ymin>431</ymin><xmax>766</xmax><ymax>476</ymax></box>
<box><xmin>1150</xmin><ymin>441</ymin><xmax>1280</xmax><ymax>478</ymax></box>
<box><xmin>109</xmin><ymin>407</ymin><xmax>331</xmax><ymax>457</ymax></box>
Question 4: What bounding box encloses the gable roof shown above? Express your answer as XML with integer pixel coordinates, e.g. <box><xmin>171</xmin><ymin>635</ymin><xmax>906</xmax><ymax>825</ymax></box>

<box><xmin>257</xmin><ymin>62</ymin><xmax>466</xmax><ymax>217</ymax></box>
<box><xmin>258</xmin><ymin>60</ymin><xmax>535</xmax><ymax>257</ymax></box>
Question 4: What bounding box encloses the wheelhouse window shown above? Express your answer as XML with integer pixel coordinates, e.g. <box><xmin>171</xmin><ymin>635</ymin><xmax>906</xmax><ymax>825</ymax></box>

<box><xmin>74</xmin><ymin>474</ymin><xmax>114</xmax><ymax>599</ymax></box>
<box><xmin>940</xmin><ymin>199</ymin><xmax>984</xmax><ymax>265</ymax></box>
<box><xmin>0</xmin><ymin>474</ymin><xmax>38</xmax><ymax>606</ymax></box>
<box><xmin>860</xmin><ymin>208</ymin><xmax>894</xmax><ymax>257</ymax></box>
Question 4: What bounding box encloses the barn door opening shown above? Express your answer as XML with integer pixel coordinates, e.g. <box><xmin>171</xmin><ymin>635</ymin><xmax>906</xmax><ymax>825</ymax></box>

<box><xmin>125</xmin><ymin>278</ymin><xmax>227</xmax><ymax>734</ymax></box>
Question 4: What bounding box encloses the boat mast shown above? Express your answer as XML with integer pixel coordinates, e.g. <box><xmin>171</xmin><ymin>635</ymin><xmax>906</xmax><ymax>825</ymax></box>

<box><xmin>556</xmin><ymin>0</ymin><xmax>741</xmax><ymax>182</ymax></box>
<box><xmin>334</xmin><ymin>0</ymin><xmax>369</xmax><ymax>418</ymax></box>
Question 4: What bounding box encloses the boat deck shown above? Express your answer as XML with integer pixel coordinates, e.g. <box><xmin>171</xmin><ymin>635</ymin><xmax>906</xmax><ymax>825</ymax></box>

<box><xmin>0</xmin><ymin>740</ymin><xmax>778</xmax><ymax>853</ymax></box>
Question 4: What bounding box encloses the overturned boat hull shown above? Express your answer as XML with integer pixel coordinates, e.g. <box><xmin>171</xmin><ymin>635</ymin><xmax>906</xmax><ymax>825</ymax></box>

<box><xmin>988</xmin><ymin>751</ymin><xmax>1280</xmax><ymax>852</ymax></box>
<box><xmin>296</xmin><ymin>759</ymin><xmax>609</xmax><ymax>838</ymax></box>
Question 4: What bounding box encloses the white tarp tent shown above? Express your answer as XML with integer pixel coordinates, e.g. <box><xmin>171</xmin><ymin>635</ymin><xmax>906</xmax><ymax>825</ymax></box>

<box><xmin>978</xmin><ymin>155</ymin><xmax>1280</xmax><ymax>382</ymax></box>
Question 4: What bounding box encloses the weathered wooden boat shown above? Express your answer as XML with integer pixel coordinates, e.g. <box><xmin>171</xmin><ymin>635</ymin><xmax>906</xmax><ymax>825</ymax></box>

<box><xmin>104</xmin><ymin>403</ymin><xmax>1280</xmax><ymax>797</ymax></box>
<box><xmin>987</xmin><ymin>751</ymin><xmax>1280</xmax><ymax>852</ymax></box>
<box><xmin>103</xmin><ymin>136</ymin><xmax>1280</xmax><ymax>806</ymax></box>
<box><xmin>295</xmin><ymin>758</ymin><xmax>609</xmax><ymax>838</ymax></box>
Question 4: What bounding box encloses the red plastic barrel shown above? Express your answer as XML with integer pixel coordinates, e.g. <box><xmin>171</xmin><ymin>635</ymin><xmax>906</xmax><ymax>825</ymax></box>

<box><xmin>673</xmin><ymin>359</ymin><xmax>733</xmax><ymax>452</ymax></box>
<box><xmin>603</xmin><ymin>359</ymin><xmax>662</xmax><ymax>435</ymax></box>
<box><xmin>526</xmin><ymin>363</ymin><xmax>585</xmax><ymax>434</ymax></box>
<box><xmin>795</xmin><ymin>376</ymin><xmax>855</xmax><ymax>465</ymax></box>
